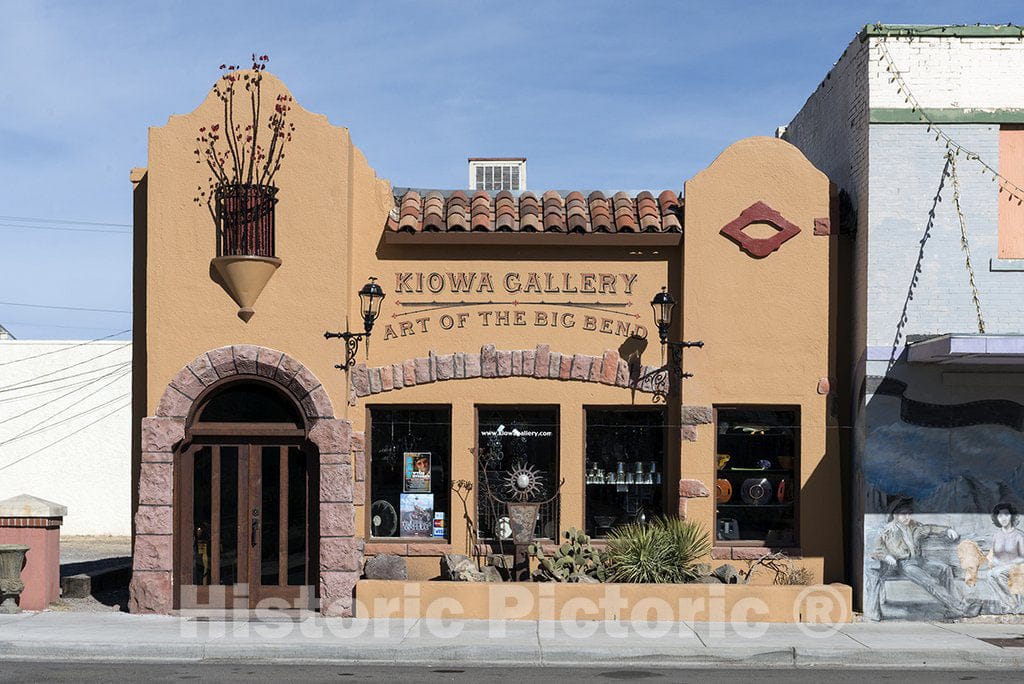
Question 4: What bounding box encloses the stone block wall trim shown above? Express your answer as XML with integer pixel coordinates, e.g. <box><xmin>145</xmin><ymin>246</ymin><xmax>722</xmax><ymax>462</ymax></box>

<box><xmin>678</xmin><ymin>479</ymin><xmax>710</xmax><ymax>498</ymax></box>
<box><xmin>156</xmin><ymin>345</ymin><xmax>336</xmax><ymax>420</ymax></box>
<box><xmin>139</xmin><ymin>345</ymin><xmax>361</xmax><ymax>617</ymax></box>
<box><xmin>344</xmin><ymin>344</ymin><xmax>664</xmax><ymax>396</ymax></box>
<box><xmin>712</xmin><ymin>546</ymin><xmax>804</xmax><ymax>560</ymax></box>
<box><xmin>681</xmin><ymin>405</ymin><xmax>713</xmax><ymax>425</ymax></box>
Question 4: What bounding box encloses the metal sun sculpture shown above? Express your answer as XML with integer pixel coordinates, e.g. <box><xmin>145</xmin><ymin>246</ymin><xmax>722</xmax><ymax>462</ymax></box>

<box><xmin>502</xmin><ymin>461</ymin><xmax>546</xmax><ymax>502</ymax></box>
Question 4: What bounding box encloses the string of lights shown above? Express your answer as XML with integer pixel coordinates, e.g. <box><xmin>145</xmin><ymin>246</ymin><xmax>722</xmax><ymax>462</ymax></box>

<box><xmin>877</xmin><ymin>37</ymin><xmax>1024</xmax><ymax>205</ymax></box>
<box><xmin>947</xmin><ymin>151</ymin><xmax>987</xmax><ymax>334</ymax></box>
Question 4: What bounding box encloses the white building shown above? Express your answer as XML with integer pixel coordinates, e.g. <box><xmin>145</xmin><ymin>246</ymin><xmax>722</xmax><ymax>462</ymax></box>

<box><xmin>0</xmin><ymin>339</ymin><xmax>131</xmax><ymax>535</ymax></box>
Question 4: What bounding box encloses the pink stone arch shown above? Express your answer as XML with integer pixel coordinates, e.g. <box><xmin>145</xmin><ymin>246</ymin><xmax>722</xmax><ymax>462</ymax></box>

<box><xmin>349</xmin><ymin>343</ymin><xmax>668</xmax><ymax>400</ymax></box>
<box><xmin>130</xmin><ymin>344</ymin><xmax>362</xmax><ymax>617</ymax></box>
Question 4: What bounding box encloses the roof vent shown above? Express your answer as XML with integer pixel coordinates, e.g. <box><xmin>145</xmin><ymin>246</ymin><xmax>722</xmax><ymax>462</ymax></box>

<box><xmin>468</xmin><ymin>158</ymin><xmax>526</xmax><ymax>192</ymax></box>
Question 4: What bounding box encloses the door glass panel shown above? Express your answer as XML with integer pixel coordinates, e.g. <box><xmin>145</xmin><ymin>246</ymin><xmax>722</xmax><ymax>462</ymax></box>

<box><xmin>287</xmin><ymin>447</ymin><xmax>307</xmax><ymax>586</ymax></box>
<box><xmin>192</xmin><ymin>447</ymin><xmax>212</xmax><ymax>585</ymax></box>
<box><xmin>261</xmin><ymin>446</ymin><xmax>281</xmax><ymax>586</ymax></box>
<box><xmin>219</xmin><ymin>446</ymin><xmax>239</xmax><ymax>585</ymax></box>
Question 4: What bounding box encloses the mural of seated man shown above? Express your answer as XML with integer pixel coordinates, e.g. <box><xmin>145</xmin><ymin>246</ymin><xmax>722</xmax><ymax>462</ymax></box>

<box><xmin>865</xmin><ymin>497</ymin><xmax>981</xmax><ymax>620</ymax></box>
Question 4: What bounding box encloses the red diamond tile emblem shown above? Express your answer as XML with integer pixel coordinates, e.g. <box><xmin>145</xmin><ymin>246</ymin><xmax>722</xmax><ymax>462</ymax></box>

<box><xmin>720</xmin><ymin>201</ymin><xmax>801</xmax><ymax>258</ymax></box>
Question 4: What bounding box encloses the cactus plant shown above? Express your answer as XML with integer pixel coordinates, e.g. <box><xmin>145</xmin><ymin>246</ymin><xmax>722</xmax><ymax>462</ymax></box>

<box><xmin>529</xmin><ymin>527</ymin><xmax>606</xmax><ymax>582</ymax></box>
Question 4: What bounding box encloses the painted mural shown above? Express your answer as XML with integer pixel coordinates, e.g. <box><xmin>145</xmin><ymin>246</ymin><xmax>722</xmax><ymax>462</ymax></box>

<box><xmin>862</xmin><ymin>384</ymin><xmax>1024</xmax><ymax>620</ymax></box>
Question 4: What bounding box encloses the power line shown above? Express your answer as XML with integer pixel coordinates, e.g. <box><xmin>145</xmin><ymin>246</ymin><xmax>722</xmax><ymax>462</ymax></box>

<box><xmin>0</xmin><ymin>344</ymin><xmax>131</xmax><ymax>393</ymax></box>
<box><xmin>0</xmin><ymin>223</ymin><xmax>131</xmax><ymax>235</ymax></box>
<box><xmin>0</xmin><ymin>360</ymin><xmax>129</xmax><ymax>396</ymax></box>
<box><xmin>0</xmin><ymin>321</ymin><xmax>129</xmax><ymax>332</ymax></box>
<box><xmin>0</xmin><ymin>330</ymin><xmax>131</xmax><ymax>367</ymax></box>
<box><xmin>0</xmin><ymin>364</ymin><xmax>131</xmax><ymax>426</ymax></box>
<box><xmin>0</xmin><ymin>387</ymin><xmax>130</xmax><ymax>448</ymax></box>
<box><xmin>0</xmin><ymin>214</ymin><xmax>131</xmax><ymax>228</ymax></box>
<box><xmin>0</xmin><ymin>301</ymin><xmax>131</xmax><ymax>314</ymax></box>
<box><xmin>0</xmin><ymin>401</ymin><xmax>130</xmax><ymax>474</ymax></box>
<box><xmin>0</xmin><ymin>371</ymin><xmax>121</xmax><ymax>405</ymax></box>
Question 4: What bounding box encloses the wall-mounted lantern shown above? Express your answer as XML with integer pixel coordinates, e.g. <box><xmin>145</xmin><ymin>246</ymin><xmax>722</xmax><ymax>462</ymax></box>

<box><xmin>324</xmin><ymin>277</ymin><xmax>386</xmax><ymax>371</ymax></box>
<box><xmin>650</xmin><ymin>287</ymin><xmax>703</xmax><ymax>378</ymax></box>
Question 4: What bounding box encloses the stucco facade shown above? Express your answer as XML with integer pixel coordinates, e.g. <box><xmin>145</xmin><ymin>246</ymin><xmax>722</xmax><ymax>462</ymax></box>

<box><xmin>131</xmin><ymin>71</ymin><xmax>843</xmax><ymax>616</ymax></box>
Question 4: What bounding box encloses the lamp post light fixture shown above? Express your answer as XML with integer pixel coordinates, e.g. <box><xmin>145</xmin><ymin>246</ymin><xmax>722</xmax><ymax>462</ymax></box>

<box><xmin>324</xmin><ymin>277</ymin><xmax>386</xmax><ymax>372</ymax></box>
<box><xmin>650</xmin><ymin>287</ymin><xmax>703</xmax><ymax>379</ymax></box>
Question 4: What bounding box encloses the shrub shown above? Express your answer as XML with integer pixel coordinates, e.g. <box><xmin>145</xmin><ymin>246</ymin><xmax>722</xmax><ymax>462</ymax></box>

<box><xmin>605</xmin><ymin>517</ymin><xmax>711</xmax><ymax>583</ymax></box>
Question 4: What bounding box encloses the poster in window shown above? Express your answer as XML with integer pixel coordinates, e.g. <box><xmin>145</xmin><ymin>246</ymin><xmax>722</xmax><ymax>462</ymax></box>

<box><xmin>403</xmin><ymin>452</ymin><xmax>432</xmax><ymax>493</ymax></box>
<box><xmin>400</xmin><ymin>493</ymin><xmax>434</xmax><ymax>538</ymax></box>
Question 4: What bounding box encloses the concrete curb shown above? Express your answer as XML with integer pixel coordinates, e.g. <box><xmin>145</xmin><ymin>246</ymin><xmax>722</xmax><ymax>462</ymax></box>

<box><xmin>3</xmin><ymin>641</ymin><xmax>1024</xmax><ymax>670</ymax></box>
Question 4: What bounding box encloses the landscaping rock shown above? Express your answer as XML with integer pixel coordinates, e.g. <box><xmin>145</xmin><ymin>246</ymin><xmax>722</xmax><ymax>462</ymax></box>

<box><xmin>481</xmin><ymin>566</ymin><xmax>504</xmax><ymax>583</ymax></box>
<box><xmin>573</xmin><ymin>575</ymin><xmax>600</xmax><ymax>584</ymax></box>
<box><xmin>363</xmin><ymin>554</ymin><xmax>408</xmax><ymax>581</ymax></box>
<box><xmin>441</xmin><ymin>553</ymin><xmax>485</xmax><ymax>581</ymax></box>
<box><xmin>712</xmin><ymin>563</ymin><xmax>740</xmax><ymax>584</ymax></box>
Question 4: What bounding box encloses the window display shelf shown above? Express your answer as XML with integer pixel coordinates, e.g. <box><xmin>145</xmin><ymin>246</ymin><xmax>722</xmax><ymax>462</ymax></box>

<box><xmin>717</xmin><ymin>503</ymin><xmax>793</xmax><ymax>508</ymax></box>
<box><xmin>719</xmin><ymin>468</ymin><xmax>792</xmax><ymax>475</ymax></box>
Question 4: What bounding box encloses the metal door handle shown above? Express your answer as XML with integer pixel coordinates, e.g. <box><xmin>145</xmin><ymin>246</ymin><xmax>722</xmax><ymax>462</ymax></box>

<box><xmin>251</xmin><ymin>507</ymin><xmax>260</xmax><ymax>547</ymax></box>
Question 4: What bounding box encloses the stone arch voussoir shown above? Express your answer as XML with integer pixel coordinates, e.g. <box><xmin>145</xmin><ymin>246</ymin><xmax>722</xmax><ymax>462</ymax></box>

<box><xmin>133</xmin><ymin>344</ymin><xmax>361</xmax><ymax>617</ymax></box>
<box><xmin>348</xmin><ymin>344</ymin><xmax>666</xmax><ymax>400</ymax></box>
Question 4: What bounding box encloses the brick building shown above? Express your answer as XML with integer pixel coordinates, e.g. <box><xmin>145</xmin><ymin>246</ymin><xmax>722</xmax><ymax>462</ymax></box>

<box><xmin>786</xmin><ymin>24</ymin><xmax>1024</xmax><ymax>620</ymax></box>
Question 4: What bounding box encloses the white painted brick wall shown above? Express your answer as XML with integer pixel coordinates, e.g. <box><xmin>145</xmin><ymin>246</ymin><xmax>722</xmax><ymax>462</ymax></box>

<box><xmin>869</xmin><ymin>37</ymin><xmax>1024</xmax><ymax>110</ymax></box>
<box><xmin>787</xmin><ymin>32</ymin><xmax>1024</xmax><ymax>353</ymax></box>
<box><xmin>867</xmin><ymin>124</ymin><xmax>1007</xmax><ymax>347</ymax></box>
<box><xmin>0</xmin><ymin>341</ymin><xmax>131</xmax><ymax>535</ymax></box>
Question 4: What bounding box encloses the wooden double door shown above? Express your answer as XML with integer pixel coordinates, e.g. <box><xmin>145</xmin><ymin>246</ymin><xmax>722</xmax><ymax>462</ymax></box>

<box><xmin>176</xmin><ymin>440</ymin><xmax>316</xmax><ymax>609</ymax></box>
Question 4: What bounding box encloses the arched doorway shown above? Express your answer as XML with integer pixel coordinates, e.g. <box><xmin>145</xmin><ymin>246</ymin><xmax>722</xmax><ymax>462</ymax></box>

<box><xmin>176</xmin><ymin>378</ymin><xmax>317</xmax><ymax>610</ymax></box>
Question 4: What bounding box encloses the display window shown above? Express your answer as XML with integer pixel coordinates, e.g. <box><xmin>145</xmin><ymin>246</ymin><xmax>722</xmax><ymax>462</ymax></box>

<box><xmin>368</xmin><ymin>407</ymin><xmax>451</xmax><ymax>540</ymax></box>
<box><xmin>714</xmin><ymin>407</ymin><xmax>799</xmax><ymax>546</ymax></box>
<box><xmin>584</xmin><ymin>408</ymin><xmax>666</xmax><ymax>537</ymax></box>
<box><xmin>476</xmin><ymin>407</ymin><xmax>559</xmax><ymax>541</ymax></box>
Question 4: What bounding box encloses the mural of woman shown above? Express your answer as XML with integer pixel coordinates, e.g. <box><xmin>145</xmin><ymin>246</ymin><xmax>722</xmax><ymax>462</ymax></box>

<box><xmin>986</xmin><ymin>503</ymin><xmax>1024</xmax><ymax>613</ymax></box>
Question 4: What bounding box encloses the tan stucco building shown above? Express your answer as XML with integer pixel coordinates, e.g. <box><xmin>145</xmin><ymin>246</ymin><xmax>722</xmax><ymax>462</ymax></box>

<box><xmin>129</xmin><ymin>72</ymin><xmax>844</xmax><ymax>616</ymax></box>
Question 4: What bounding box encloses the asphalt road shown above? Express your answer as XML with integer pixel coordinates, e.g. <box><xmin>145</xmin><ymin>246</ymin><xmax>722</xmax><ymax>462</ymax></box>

<box><xmin>0</xmin><ymin>663</ymin><xmax>1017</xmax><ymax>683</ymax></box>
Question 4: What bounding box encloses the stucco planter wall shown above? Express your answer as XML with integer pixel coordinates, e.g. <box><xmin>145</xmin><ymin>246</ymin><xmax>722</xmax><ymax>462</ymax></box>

<box><xmin>355</xmin><ymin>580</ymin><xmax>852</xmax><ymax>623</ymax></box>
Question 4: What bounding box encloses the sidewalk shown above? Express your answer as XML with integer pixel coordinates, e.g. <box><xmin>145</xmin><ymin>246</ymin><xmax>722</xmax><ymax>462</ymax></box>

<box><xmin>2</xmin><ymin>612</ymin><xmax>1024</xmax><ymax>669</ymax></box>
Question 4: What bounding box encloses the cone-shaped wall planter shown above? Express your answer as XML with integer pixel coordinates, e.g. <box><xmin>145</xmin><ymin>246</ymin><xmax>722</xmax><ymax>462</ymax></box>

<box><xmin>211</xmin><ymin>255</ymin><xmax>282</xmax><ymax>322</ymax></box>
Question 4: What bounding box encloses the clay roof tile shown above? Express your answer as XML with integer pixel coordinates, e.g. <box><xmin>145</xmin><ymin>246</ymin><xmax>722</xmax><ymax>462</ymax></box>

<box><xmin>658</xmin><ymin>190</ymin><xmax>680</xmax><ymax>214</ymax></box>
<box><xmin>495</xmin><ymin>213</ymin><xmax>517</xmax><ymax>232</ymax></box>
<box><xmin>385</xmin><ymin>188</ymin><xmax>681</xmax><ymax>235</ymax></box>
<box><xmin>567</xmin><ymin>214</ymin><xmax>590</xmax><ymax>233</ymax></box>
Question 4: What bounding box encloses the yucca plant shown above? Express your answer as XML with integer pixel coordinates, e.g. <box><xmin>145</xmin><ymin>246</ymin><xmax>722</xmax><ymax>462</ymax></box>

<box><xmin>605</xmin><ymin>517</ymin><xmax>711</xmax><ymax>583</ymax></box>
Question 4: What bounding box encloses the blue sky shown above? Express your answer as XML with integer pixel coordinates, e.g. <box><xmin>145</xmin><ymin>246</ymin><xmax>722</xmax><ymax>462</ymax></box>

<box><xmin>1</xmin><ymin>1</ymin><xmax>1021</xmax><ymax>340</ymax></box>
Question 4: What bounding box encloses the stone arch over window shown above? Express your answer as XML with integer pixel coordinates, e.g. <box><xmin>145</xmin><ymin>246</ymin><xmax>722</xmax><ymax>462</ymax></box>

<box><xmin>349</xmin><ymin>343</ymin><xmax>667</xmax><ymax>399</ymax></box>
<box><xmin>130</xmin><ymin>345</ymin><xmax>361</xmax><ymax>617</ymax></box>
